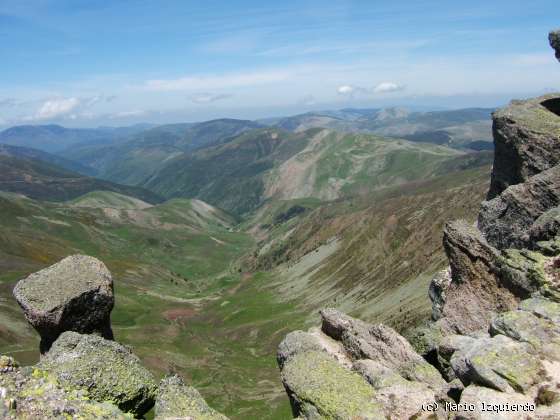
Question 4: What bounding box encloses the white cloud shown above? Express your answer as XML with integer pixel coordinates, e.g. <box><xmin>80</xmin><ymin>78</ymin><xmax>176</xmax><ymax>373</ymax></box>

<box><xmin>23</xmin><ymin>95</ymin><xmax>116</xmax><ymax>121</ymax></box>
<box><xmin>190</xmin><ymin>93</ymin><xmax>232</xmax><ymax>104</ymax></box>
<box><xmin>373</xmin><ymin>82</ymin><xmax>405</xmax><ymax>93</ymax></box>
<box><xmin>144</xmin><ymin>70</ymin><xmax>291</xmax><ymax>92</ymax></box>
<box><xmin>337</xmin><ymin>85</ymin><xmax>355</xmax><ymax>95</ymax></box>
<box><xmin>36</xmin><ymin>97</ymin><xmax>81</xmax><ymax>119</ymax></box>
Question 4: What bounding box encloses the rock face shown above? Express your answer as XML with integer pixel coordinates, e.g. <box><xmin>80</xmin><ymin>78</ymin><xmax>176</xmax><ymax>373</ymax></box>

<box><xmin>479</xmin><ymin>165</ymin><xmax>560</xmax><ymax>249</ymax></box>
<box><xmin>487</xmin><ymin>94</ymin><xmax>560</xmax><ymax>200</ymax></box>
<box><xmin>551</xmin><ymin>29</ymin><xmax>560</xmax><ymax>61</ymax></box>
<box><xmin>155</xmin><ymin>375</ymin><xmax>229</xmax><ymax>420</ymax></box>
<box><xmin>278</xmin><ymin>30</ymin><xmax>560</xmax><ymax>420</ymax></box>
<box><xmin>13</xmin><ymin>255</ymin><xmax>114</xmax><ymax>353</ymax></box>
<box><xmin>38</xmin><ymin>331</ymin><xmax>157</xmax><ymax>417</ymax></box>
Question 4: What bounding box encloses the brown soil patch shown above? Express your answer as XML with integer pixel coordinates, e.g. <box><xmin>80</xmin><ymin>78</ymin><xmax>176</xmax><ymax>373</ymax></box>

<box><xmin>162</xmin><ymin>307</ymin><xmax>197</xmax><ymax>322</ymax></box>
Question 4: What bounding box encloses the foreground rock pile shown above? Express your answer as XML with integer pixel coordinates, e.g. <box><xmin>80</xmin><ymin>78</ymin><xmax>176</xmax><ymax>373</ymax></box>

<box><xmin>277</xmin><ymin>30</ymin><xmax>560</xmax><ymax>419</ymax></box>
<box><xmin>1</xmin><ymin>255</ymin><xmax>228</xmax><ymax>419</ymax></box>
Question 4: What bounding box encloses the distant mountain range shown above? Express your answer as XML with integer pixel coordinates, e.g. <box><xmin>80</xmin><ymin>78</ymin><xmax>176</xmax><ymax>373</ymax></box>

<box><xmin>260</xmin><ymin>107</ymin><xmax>494</xmax><ymax>148</ymax></box>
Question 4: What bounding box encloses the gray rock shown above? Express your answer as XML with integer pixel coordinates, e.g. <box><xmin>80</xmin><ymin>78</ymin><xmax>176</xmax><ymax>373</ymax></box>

<box><xmin>0</xmin><ymin>366</ymin><xmax>128</xmax><ymax>419</ymax></box>
<box><xmin>437</xmin><ymin>220</ymin><xmax>519</xmax><ymax>334</ymax></box>
<box><xmin>458</xmin><ymin>385</ymin><xmax>536</xmax><ymax>420</ymax></box>
<box><xmin>13</xmin><ymin>255</ymin><xmax>114</xmax><ymax>353</ymax></box>
<box><xmin>528</xmin><ymin>206</ymin><xmax>560</xmax><ymax>246</ymax></box>
<box><xmin>39</xmin><ymin>331</ymin><xmax>156</xmax><ymax>417</ymax></box>
<box><xmin>352</xmin><ymin>360</ymin><xmax>439</xmax><ymax>419</ymax></box>
<box><xmin>447</xmin><ymin>334</ymin><xmax>543</xmax><ymax>393</ymax></box>
<box><xmin>519</xmin><ymin>296</ymin><xmax>560</xmax><ymax>323</ymax></box>
<box><xmin>280</xmin><ymin>350</ymin><xmax>384</xmax><ymax>419</ymax></box>
<box><xmin>479</xmin><ymin>165</ymin><xmax>560</xmax><ymax>249</ymax></box>
<box><xmin>487</xmin><ymin>94</ymin><xmax>560</xmax><ymax>199</ymax></box>
<box><xmin>490</xmin><ymin>310</ymin><xmax>560</xmax><ymax>360</ymax></box>
<box><xmin>278</xmin><ymin>328</ymin><xmax>351</xmax><ymax>370</ymax></box>
<box><xmin>428</xmin><ymin>267</ymin><xmax>451</xmax><ymax>321</ymax></box>
<box><xmin>321</xmin><ymin>309</ymin><xmax>445</xmax><ymax>389</ymax></box>
<box><xmin>550</xmin><ymin>29</ymin><xmax>560</xmax><ymax>61</ymax></box>
<box><xmin>155</xmin><ymin>375</ymin><xmax>228</xmax><ymax>420</ymax></box>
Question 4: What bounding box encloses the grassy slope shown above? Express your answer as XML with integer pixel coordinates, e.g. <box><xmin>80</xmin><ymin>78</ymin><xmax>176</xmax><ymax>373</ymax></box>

<box><xmin>0</xmin><ymin>193</ymin><xmax>303</xmax><ymax>419</ymax></box>
<box><xmin>249</xmin><ymin>163</ymin><xmax>492</xmax><ymax>334</ymax></box>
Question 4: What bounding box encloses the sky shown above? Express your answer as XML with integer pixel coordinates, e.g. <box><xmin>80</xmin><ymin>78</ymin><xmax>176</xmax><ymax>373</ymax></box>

<box><xmin>0</xmin><ymin>0</ymin><xmax>559</xmax><ymax>127</ymax></box>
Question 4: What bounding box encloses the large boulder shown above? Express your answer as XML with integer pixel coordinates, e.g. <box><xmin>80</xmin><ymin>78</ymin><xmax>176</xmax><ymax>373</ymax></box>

<box><xmin>277</xmin><ymin>328</ymin><xmax>351</xmax><ymax>370</ymax></box>
<box><xmin>479</xmin><ymin>165</ymin><xmax>560</xmax><ymax>249</ymax></box>
<box><xmin>487</xmin><ymin>94</ymin><xmax>560</xmax><ymax>199</ymax></box>
<box><xmin>551</xmin><ymin>29</ymin><xmax>560</xmax><ymax>61</ymax></box>
<box><xmin>320</xmin><ymin>309</ymin><xmax>445</xmax><ymax>389</ymax></box>
<box><xmin>38</xmin><ymin>331</ymin><xmax>156</xmax><ymax>417</ymax></box>
<box><xmin>0</xmin><ymin>362</ymin><xmax>129</xmax><ymax>419</ymax></box>
<box><xmin>13</xmin><ymin>255</ymin><xmax>114</xmax><ymax>353</ymax></box>
<box><xmin>280</xmin><ymin>350</ymin><xmax>384</xmax><ymax>419</ymax></box>
<box><xmin>155</xmin><ymin>375</ymin><xmax>228</xmax><ymax>420</ymax></box>
<box><xmin>445</xmin><ymin>334</ymin><xmax>544</xmax><ymax>393</ymax></box>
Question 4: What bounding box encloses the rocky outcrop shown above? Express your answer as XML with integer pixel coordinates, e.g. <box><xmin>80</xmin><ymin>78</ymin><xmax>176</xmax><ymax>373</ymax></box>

<box><xmin>38</xmin><ymin>331</ymin><xmax>157</xmax><ymax>417</ymax></box>
<box><xmin>479</xmin><ymin>165</ymin><xmax>560</xmax><ymax>249</ymax></box>
<box><xmin>278</xmin><ymin>310</ymin><xmax>448</xmax><ymax>419</ymax></box>
<box><xmin>13</xmin><ymin>255</ymin><xmax>114</xmax><ymax>353</ymax></box>
<box><xmin>487</xmin><ymin>94</ymin><xmax>560</xmax><ymax>199</ymax></box>
<box><xmin>3</xmin><ymin>255</ymin><xmax>226</xmax><ymax>419</ymax></box>
<box><xmin>155</xmin><ymin>375</ymin><xmax>229</xmax><ymax>420</ymax></box>
<box><xmin>0</xmin><ymin>366</ymin><xmax>128</xmax><ymax>419</ymax></box>
<box><xmin>551</xmin><ymin>29</ymin><xmax>560</xmax><ymax>61</ymax></box>
<box><xmin>278</xmin><ymin>30</ymin><xmax>560</xmax><ymax>420</ymax></box>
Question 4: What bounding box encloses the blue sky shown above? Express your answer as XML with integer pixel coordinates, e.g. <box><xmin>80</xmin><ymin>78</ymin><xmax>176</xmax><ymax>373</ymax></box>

<box><xmin>0</xmin><ymin>0</ymin><xmax>558</xmax><ymax>127</ymax></box>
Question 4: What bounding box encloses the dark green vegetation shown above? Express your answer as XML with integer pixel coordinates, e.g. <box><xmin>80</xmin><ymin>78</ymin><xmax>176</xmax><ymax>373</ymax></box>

<box><xmin>0</xmin><ymin>143</ymin><xmax>96</xmax><ymax>176</ymax></box>
<box><xmin>0</xmin><ymin>153</ymin><xmax>163</xmax><ymax>203</ymax></box>
<box><xmin>64</xmin><ymin>119</ymin><xmax>262</xmax><ymax>186</ymax></box>
<box><xmin>0</xmin><ymin>111</ymin><xmax>495</xmax><ymax>418</ymax></box>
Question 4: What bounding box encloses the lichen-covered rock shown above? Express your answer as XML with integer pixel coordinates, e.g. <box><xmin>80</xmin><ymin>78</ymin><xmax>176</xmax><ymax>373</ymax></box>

<box><xmin>490</xmin><ymin>310</ymin><xmax>560</xmax><ymax>360</ymax></box>
<box><xmin>281</xmin><ymin>350</ymin><xmax>384</xmax><ymax>419</ymax></box>
<box><xmin>320</xmin><ymin>308</ymin><xmax>445</xmax><ymax>389</ymax></box>
<box><xmin>479</xmin><ymin>165</ymin><xmax>560</xmax><ymax>249</ymax></box>
<box><xmin>277</xmin><ymin>328</ymin><xmax>351</xmax><ymax>370</ymax></box>
<box><xmin>458</xmin><ymin>385</ymin><xmax>535</xmax><ymax>420</ymax></box>
<box><xmin>352</xmin><ymin>360</ymin><xmax>439</xmax><ymax>419</ymax></box>
<box><xmin>519</xmin><ymin>296</ymin><xmax>560</xmax><ymax>323</ymax></box>
<box><xmin>487</xmin><ymin>94</ymin><xmax>560</xmax><ymax>199</ymax></box>
<box><xmin>447</xmin><ymin>334</ymin><xmax>544</xmax><ymax>393</ymax></box>
<box><xmin>0</xmin><ymin>367</ymin><xmax>130</xmax><ymax>419</ymax></box>
<box><xmin>550</xmin><ymin>29</ymin><xmax>560</xmax><ymax>61</ymax></box>
<box><xmin>13</xmin><ymin>255</ymin><xmax>114</xmax><ymax>353</ymax></box>
<box><xmin>38</xmin><ymin>331</ymin><xmax>156</xmax><ymax>417</ymax></box>
<box><xmin>155</xmin><ymin>375</ymin><xmax>228</xmax><ymax>420</ymax></box>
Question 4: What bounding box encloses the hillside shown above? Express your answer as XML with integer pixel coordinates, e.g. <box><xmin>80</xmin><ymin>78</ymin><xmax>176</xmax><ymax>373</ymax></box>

<box><xmin>143</xmin><ymin>127</ymin><xmax>489</xmax><ymax>216</ymax></box>
<box><xmin>63</xmin><ymin>119</ymin><xmax>263</xmax><ymax>185</ymax></box>
<box><xmin>0</xmin><ymin>143</ymin><xmax>96</xmax><ymax>176</ymax></box>
<box><xmin>0</xmin><ymin>124</ymin><xmax>150</xmax><ymax>153</ymax></box>
<box><xmin>0</xmin><ymin>154</ymin><xmax>163</xmax><ymax>203</ymax></box>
